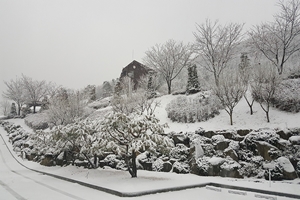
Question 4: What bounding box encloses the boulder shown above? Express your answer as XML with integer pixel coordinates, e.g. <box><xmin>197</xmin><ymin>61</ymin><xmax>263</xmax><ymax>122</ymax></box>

<box><xmin>215</xmin><ymin>141</ymin><xmax>230</xmax><ymax>151</ymax></box>
<box><xmin>189</xmin><ymin>139</ymin><xmax>204</xmax><ymax>160</ymax></box>
<box><xmin>224</xmin><ymin>148</ymin><xmax>238</xmax><ymax>161</ymax></box>
<box><xmin>277</xmin><ymin>157</ymin><xmax>298</xmax><ymax>180</ymax></box>
<box><xmin>289</xmin><ymin>136</ymin><xmax>300</xmax><ymax>145</ymax></box>
<box><xmin>255</xmin><ymin>141</ymin><xmax>277</xmax><ymax>161</ymax></box>
<box><xmin>220</xmin><ymin>160</ymin><xmax>242</xmax><ymax>178</ymax></box>
<box><xmin>276</xmin><ymin>130</ymin><xmax>292</xmax><ymax>140</ymax></box>
<box><xmin>172</xmin><ymin>133</ymin><xmax>190</xmax><ymax>147</ymax></box>
<box><xmin>40</xmin><ymin>154</ymin><xmax>54</xmax><ymax>166</ymax></box>
<box><xmin>162</xmin><ymin>161</ymin><xmax>173</xmax><ymax>172</ymax></box>
<box><xmin>207</xmin><ymin>156</ymin><xmax>225</xmax><ymax>176</ymax></box>
<box><xmin>237</xmin><ymin>129</ymin><xmax>252</xmax><ymax>136</ymax></box>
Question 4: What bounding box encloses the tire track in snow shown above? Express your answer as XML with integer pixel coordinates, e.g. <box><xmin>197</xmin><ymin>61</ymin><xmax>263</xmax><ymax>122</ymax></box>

<box><xmin>0</xmin><ymin>134</ymin><xmax>86</xmax><ymax>200</ymax></box>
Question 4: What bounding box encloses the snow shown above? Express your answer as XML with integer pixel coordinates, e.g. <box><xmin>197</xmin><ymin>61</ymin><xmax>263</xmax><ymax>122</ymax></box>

<box><xmin>209</xmin><ymin>156</ymin><xmax>225</xmax><ymax>166</ymax></box>
<box><xmin>289</xmin><ymin>136</ymin><xmax>300</xmax><ymax>144</ymax></box>
<box><xmin>1</xmin><ymin>92</ymin><xmax>300</xmax><ymax>199</ymax></box>
<box><xmin>154</xmin><ymin>94</ymin><xmax>300</xmax><ymax>132</ymax></box>
<box><xmin>277</xmin><ymin>157</ymin><xmax>295</xmax><ymax>173</ymax></box>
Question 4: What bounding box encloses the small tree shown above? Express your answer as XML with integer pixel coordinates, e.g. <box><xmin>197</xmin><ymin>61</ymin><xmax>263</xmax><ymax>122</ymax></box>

<box><xmin>144</xmin><ymin>39</ymin><xmax>195</xmax><ymax>94</ymax></box>
<box><xmin>213</xmin><ymin>69</ymin><xmax>247</xmax><ymax>125</ymax></box>
<box><xmin>99</xmin><ymin>112</ymin><xmax>172</xmax><ymax>177</ymax></box>
<box><xmin>186</xmin><ymin>65</ymin><xmax>200</xmax><ymax>94</ymax></box>
<box><xmin>3</xmin><ymin>77</ymin><xmax>26</xmax><ymax>115</ymax></box>
<box><xmin>21</xmin><ymin>74</ymin><xmax>51</xmax><ymax>113</ymax></box>
<box><xmin>251</xmin><ymin>63</ymin><xmax>282</xmax><ymax>122</ymax></box>
<box><xmin>239</xmin><ymin>53</ymin><xmax>254</xmax><ymax>115</ymax></box>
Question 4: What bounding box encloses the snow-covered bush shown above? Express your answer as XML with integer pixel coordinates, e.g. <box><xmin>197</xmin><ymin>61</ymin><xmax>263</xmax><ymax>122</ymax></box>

<box><xmin>166</xmin><ymin>92</ymin><xmax>221</xmax><ymax>123</ymax></box>
<box><xmin>24</xmin><ymin>113</ymin><xmax>49</xmax><ymax>130</ymax></box>
<box><xmin>271</xmin><ymin>78</ymin><xmax>300</xmax><ymax>112</ymax></box>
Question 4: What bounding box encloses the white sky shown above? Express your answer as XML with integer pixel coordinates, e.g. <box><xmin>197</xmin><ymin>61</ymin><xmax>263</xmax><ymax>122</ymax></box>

<box><xmin>0</xmin><ymin>0</ymin><xmax>280</xmax><ymax>98</ymax></box>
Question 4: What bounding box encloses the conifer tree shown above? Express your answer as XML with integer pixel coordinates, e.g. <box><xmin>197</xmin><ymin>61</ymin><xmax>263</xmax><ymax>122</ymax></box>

<box><xmin>186</xmin><ymin>65</ymin><xmax>200</xmax><ymax>94</ymax></box>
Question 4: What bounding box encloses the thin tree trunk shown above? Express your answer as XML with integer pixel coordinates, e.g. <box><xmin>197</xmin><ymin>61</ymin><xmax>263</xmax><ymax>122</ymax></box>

<box><xmin>229</xmin><ymin>111</ymin><xmax>233</xmax><ymax>126</ymax></box>
<box><xmin>244</xmin><ymin>95</ymin><xmax>254</xmax><ymax>115</ymax></box>
<box><xmin>131</xmin><ymin>150</ymin><xmax>137</xmax><ymax>178</ymax></box>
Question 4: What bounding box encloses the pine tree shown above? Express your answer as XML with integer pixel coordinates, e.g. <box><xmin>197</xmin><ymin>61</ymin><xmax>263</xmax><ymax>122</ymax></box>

<box><xmin>10</xmin><ymin>103</ymin><xmax>17</xmax><ymax>116</ymax></box>
<box><xmin>239</xmin><ymin>53</ymin><xmax>254</xmax><ymax>115</ymax></box>
<box><xmin>186</xmin><ymin>65</ymin><xmax>200</xmax><ymax>94</ymax></box>
<box><xmin>147</xmin><ymin>73</ymin><xmax>156</xmax><ymax>98</ymax></box>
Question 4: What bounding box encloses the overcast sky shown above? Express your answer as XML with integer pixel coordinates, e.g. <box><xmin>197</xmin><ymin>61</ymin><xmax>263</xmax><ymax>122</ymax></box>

<box><xmin>0</xmin><ymin>0</ymin><xmax>280</xmax><ymax>98</ymax></box>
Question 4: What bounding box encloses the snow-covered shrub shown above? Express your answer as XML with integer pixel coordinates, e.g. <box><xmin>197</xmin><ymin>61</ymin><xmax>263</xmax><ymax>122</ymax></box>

<box><xmin>166</xmin><ymin>92</ymin><xmax>221</xmax><ymax>123</ymax></box>
<box><xmin>172</xmin><ymin>161</ymin><xmax>189</xmax><ymax>174</ymax></box>
<box><xmin>152</xmin><ymin>158</ymin><xmax>164</xmax><ymax>172</ymax></box>
<box><xmin>24</xmin><ymin>113</ymin><xmax>49</xmax><ymax>130</ymax></box>
<box><xmin>271</xmin><ymin>79</ymin><xmax>300</xmax><ymax>113</ymax></box>
<box><xmin>169</xmin><ymin>144</ymin><xmax>189</xmax><ymax>161</ymax></box>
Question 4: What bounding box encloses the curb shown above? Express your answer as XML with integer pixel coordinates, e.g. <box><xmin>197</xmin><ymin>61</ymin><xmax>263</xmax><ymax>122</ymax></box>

<box><xmin>1</xmin><ymin>127</ymin><xmax>300</xmax><ymax>198</ymax></box>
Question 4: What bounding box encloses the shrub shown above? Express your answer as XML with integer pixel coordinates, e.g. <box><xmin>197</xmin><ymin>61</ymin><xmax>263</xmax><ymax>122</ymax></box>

<box><xmin>24</xmin><ymin>113</ymin><xmax>49</xmax><ymax>130</ymax></box>
<box><xmin>271</xmin><ymin>78</ymin><xmax>300</xmax><ymax>113</ymax></box>
<box><xmin>166</xmin><ymin>92</ymin><xmax>222</xmax><ymax>123</ymax></box>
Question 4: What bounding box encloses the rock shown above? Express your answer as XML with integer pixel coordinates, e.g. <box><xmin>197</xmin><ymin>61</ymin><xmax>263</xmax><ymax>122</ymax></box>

<box><xmin>189</xmin><ymin>139</ymin><xmax>204</xmax><ymax>160</ymax></box>
<box><xmin>277</xmin><ymin>157</ymin><xmax>298</xmax><ymax>180</ymax></box>
<box><xmin>215</xmin><ymin>141</ymin><xmax>230</xmax><ymax>151</ymax></box>
<box><xmin>224</xmin><ymin>148</ymin><xmax>238</xmax><ymax>161</ymax></box>
<box><xmin>237</xmin><ymin>129</ymin><xmax>252</xmax><ymax>136</ymax></box>
<box><xmin>207</xmin><ymin>156</ymin><xmax>225</xmax><ymax>176</ymax></box>
<box><xmin>162</xmin><ymin>162</ymin><xmax>173</xmax><ymax>172</ymax></box>
<box><xmin>40</xmin><ymin>154</ymin><xmax>54</xmax><ymax>166</ymax></box>
<box><xmin>152</xmin><ymin>158</ymin><xmax>164</xmax><ymax>171</ymax></box>
<box><xmin>220</xmin><ymin>160</ymin><xmax>242</xmax><ymax>178</ymax></box>
<box><xmin>255</xmin><ymin>141</ymin><xmax>278</xmax><ymax>161</ymax></box>
<box><xmin>276</xmin><ymin>130</ymin><xmax>292</xmax><ymax>140</ymax></box>
<box><xmin>202</xmin><ymin>131</ymin><xmax>216</xmax><ymax>138</ymax></box>
<box><xmin>289</xmin><ymin>136</ymin><xmax>300</xmax><ymax>145</ymax></box>
<box><xmin>172</xmin><ymin>133</ymin><xmax>190</xmax><ymax>147</ymax></box>
<box><xmin>100</xmin><ymin>154</ymin><xmax>120</xmax><ymax>168</ymax></box>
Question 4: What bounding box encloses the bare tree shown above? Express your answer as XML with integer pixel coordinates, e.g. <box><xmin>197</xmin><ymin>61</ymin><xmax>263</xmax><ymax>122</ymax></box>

<box><xmin>2</xmin><ymin>77</ymin><xmax>26</xmax><ymax>115</ymax></box>
<box><xmin>21</xmin><ymin>75</ymin><xmax>50</xmax><ymax>113</ymax></box>
<box><xmin>194</xmin><ymin>19</ymin><xmax>244</xmax><ymax>86</ymax></box>
<box><xmin>213</xmin><ymin>69</ymin><xmax>247</xmax><ymax>125</ymax></box>
<box><xmin>144</xmin><ymin>39</ymin><xmax>195</xmax><ymax>94</ymax></box>
<box><xmin>249</xmin><ymin>0</ymin><xmax>300</xmax><ymax>75</ymax></box>
<box><xmin>251</xmin><ymin>63</ymin><xmax>282</xmax><ymax>122</ymax></box>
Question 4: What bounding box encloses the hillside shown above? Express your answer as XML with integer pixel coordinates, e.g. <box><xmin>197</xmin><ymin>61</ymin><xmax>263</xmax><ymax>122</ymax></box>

<box><xmin>153</xmin><ymin>93</ymin><xmax>300</xmax><ymax>133</ymax></box>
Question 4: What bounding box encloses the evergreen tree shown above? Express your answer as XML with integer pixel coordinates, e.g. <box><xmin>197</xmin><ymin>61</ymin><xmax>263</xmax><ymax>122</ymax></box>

<box><xmin>147</xmin><ymin>73</ymin><xmax>156</xmax><ymax>98</ymax></box>
<box><xmin>186</xmin><ymin>65</ymin><xmax>200</xmax><ymax>94</ymax></box>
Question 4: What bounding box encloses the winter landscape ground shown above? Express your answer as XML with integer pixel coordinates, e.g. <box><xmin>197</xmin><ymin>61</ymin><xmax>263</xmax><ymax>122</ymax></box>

<box><xmin>1</xmin><ymin>94</ymin><xmax>300</xmax><ymax>200</ymax></box>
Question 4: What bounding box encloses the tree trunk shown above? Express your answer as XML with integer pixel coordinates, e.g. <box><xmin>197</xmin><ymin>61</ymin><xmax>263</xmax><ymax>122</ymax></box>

<box><xmin>167</xmin><ymin>80</ymin><xmax>172</xmax><ymax>94</ymax></box>
<box><xmin>229</xmin><ymin>111</ymin><xmax>233</xmax><ymax>126</ymax></box>
<box><xmin>131</xmin><ymin>150</ymin><xmax>137</xmax><ymax>178</ymax></box>
<box><xmin>33</xmin><ymin>104</ymin><xmax>36</xmax><ymax>113</ymax></box>
<box><xmin>266</xmin><ymin>111</ymin><xmax>270</xmax><ymax>123</ymax></box>
<box><xmin>244</xmin><ymin>96</ymin><xmax>254</xmax><ymax>115</ymax></box>
<box><xmin>17</xmin><ymin>104</ymin><xmax>21</xmax><ymax>115</ymax></box>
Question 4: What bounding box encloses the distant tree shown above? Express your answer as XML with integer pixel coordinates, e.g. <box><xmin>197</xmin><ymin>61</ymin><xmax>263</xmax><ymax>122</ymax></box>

<box><xmin>213</xmin><ymin>69</ymin><xmax>247</xmax><ymax>125</ymax></box>
<box><xmin>251</xmin><ymin>63</ymin><xmax>282</xmax><ymax>122</ymax></box>
<box><xmin>249</xmin><ymin>0</ymin><xmax>300</xmax><ymax>75</ymax></box>
<box><xmin>144</xmin><ymin>39</ymin><xmax>195</xmax><ymax>94</ymax></box>
<box><xmin>21</xmin><ymin>75</ymin><xmax>51</xmax><ymax>113</ymax></box>
<box><xmin>47</xmin><ymin>89</ymin><xmax>88</xmax><ymax>126</ymax></box>
<box><xmin>0</xmin><ymin>100</ymin><xmax>10</xmax><ymax>116</ymax></box>
<box><xmin>84</xmin><ymin>85</ymin><xmax>96</xmax><ymax>102</ymax></box>
<box><xmin>194</xmin><ymin>19</ymin><xmax>244</xmax><ymax>86</ymax></box>
<box><xmin>239</xmin><ymin>53</ymin><xmax>254</xmax><ymax>115</ymax></box>
<box><xmin>99</xmin><ymin>112</ymin><xmax>172</xmax><ymax>177</ymax></box>
<box><xmin>186</xmin><ymin>65</ymin><xmax>200</xmax><ymax>94</ymax></box>
<box><xmin>2</xmin><ymin>77</ymin><xmax>26</xmax><ymax>115</ymax></box>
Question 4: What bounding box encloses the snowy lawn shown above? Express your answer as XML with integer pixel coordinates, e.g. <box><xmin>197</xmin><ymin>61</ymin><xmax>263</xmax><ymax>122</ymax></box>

<box><xmin>155</xmin><ymin>94</ymin><xmax>300</xmax><ymax>133</ymax></box>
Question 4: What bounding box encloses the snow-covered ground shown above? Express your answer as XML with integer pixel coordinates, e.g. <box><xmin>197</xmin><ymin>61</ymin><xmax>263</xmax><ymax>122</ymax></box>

<box><xmin>1</xmin><ymin>124</ymin><xmax>299</xmax><ymax>200</ymax></box>
<box><xmin>155</xmin><ymin>94</ymin><xmax>300</xmax><ymax>133</ymax></box>
<box><xmin>2</xmin><ymin>94</ymin><xmax>300</xmax><ymax>199</ymax></box>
